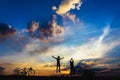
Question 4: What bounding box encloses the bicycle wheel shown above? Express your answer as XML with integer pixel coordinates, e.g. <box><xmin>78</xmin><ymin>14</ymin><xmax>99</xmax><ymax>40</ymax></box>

<box><xmin>28</xmin><ymin>70</ymin><xmax>35</xmax><ymax>76</ymax></box>
<box><xmin>19</xmin><ymin>69</ymin><xmax>27</xmax><ymax>76</ymax></box>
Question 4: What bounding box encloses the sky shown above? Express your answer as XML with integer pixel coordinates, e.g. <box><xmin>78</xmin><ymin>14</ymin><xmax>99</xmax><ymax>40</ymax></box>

<box><xmin>0</xmin><ymin>0</ymin><xmax>120</xmax><ymax>76</ymax></box>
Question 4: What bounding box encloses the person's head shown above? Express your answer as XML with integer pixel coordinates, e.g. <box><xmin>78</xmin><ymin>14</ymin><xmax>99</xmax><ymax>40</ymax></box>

<box><xmin>58</xmin><ymin>56</ymin><xmax>60</xmax><ymax>58</ymax></box>
<box><xmin>71</xmin><ymin>58</ymin><xmax>73</xmax><ymax>60</ymax></box>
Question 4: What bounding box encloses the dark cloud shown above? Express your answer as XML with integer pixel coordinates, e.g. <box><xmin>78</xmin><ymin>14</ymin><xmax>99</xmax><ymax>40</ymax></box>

<box><xmin>0</xmin><ymin>23</ymin><xmax>16</xmax><ymax>38</ymax></box>
<box><xmin>61</xmin><ymin>58</ymin><xmax>120</xmax><ymax>76</ymax></box>
<box><xmin>0</xmin><ymin>66</ymin><xmax>5</xmax><ymax>75</ymax></box>
<box><xmin>98</xmin><ymin>68</ymin><xmax>120</xmax><ymax>76</ymax></box>
<box><xmin>27</xmin><ymin>15</ymin><xmax>64</xmax><ymax>42</ymax></box>
<box><xmin>72</xmin><ymin>58</ymin><xmax>120</xmax><ymax>76</ymax></box>
<box><xmin>39</xmin><ymin>23</ymin><xmax>54</xmax><ymax>38</ymax></box>
<box><xmin>27</xmin><ymin>21</ymin><xmax>39</xmax><ymax>38</ymax></box>
<box><xmin>71</xmin><ymin>61</ymin><xmax>108</xmax><ymax>76</ymax></box>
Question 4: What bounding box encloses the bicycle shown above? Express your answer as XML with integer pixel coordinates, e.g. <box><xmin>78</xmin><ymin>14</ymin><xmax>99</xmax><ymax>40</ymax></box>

<box><xmin>19</xmin><ymin>67</ymin><xmax>35</xmax><ymax>76</ymax></box>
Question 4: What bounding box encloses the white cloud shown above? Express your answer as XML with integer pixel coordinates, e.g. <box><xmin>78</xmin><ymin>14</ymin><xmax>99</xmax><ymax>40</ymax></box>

<box><xmin>52</xmin><ymin>6</ymin><xmax>57</xmax><ymax>11</ymax></box>
<box><xmin>98</xmin><ymin>26</ymin><xmax>110</xmax><ymax>43</ymax></box>
<box><xmin>66</xmin><ymin>13</ymin><xmax>80</xmax><ymax>23</ymax></box>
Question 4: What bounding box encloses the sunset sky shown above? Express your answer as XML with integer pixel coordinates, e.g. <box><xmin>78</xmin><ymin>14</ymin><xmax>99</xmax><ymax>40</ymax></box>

<box><xmin>0</xmin><ymin>0</ymin><xmax>120</xmax><ymax>76</ymax></box>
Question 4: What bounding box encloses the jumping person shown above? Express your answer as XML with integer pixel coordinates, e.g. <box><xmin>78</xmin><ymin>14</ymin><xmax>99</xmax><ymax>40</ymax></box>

<box><xmin>52</xmin><ymin>56</ymin><xmax>64</xmax><ymax>73</ymax></box>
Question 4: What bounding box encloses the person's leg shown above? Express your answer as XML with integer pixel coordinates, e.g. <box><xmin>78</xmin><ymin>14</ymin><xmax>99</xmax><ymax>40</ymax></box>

<box><xmin>59</xmin><ymin>65</ymin><xmax>60</xmax><ymax>73</ymax></box>
<box><xmin>56</xmin><ymin>66</ymin><xmax>58</xmax><ymax>73</ymax></box>
<box><xmin>70</xmin><ymin>68</ymin><xmax>72</xmax><ymax>75</ymax></box>
<box><xmin>56</xmin><ymin>66</ymin><xmax>57</xmax><ymax>73</ymax></box>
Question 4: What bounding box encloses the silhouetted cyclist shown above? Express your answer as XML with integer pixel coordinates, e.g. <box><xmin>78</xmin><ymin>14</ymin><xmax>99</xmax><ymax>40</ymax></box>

<box><xmin>52</xmin><ymin>56</ymin><xmax>64</xmax><ymax>73</ymax></box>
<box><xmin>70</xmin><ymin>58</ymin><xmax>75</xmax><ymax>75</ymax></box>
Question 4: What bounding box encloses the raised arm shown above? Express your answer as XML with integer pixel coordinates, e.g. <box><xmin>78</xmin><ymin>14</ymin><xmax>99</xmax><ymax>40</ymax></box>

<box><xmin>52</xmin><ymin>56</ymin><xmax>57</xmax><ymax>59</ymax></box>
<box><xmin>60</xmin><ymin>57</ymin><xmax>64</xmax><ymax>60</ymax></box>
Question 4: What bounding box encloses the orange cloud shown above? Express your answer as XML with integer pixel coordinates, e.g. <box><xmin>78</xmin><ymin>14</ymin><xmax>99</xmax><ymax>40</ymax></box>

<box><xmin>56</xmin><ymin>0</ymin><xmax>82</xmax><ymax>15</ymax></box>
<box><xmin>55</xmin><ymin>0</ymin><xmax>82</xmax><ymax>23</ymax></box>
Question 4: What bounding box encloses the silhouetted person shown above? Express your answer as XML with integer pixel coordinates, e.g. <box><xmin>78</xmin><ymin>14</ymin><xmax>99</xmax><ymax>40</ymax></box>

<box><xmin>52</xmin><ymin>56</ymin><xmax>64</xmax><ymax>73</ymax></box>
<box><xmin>70</xmin><ymin>58</ymin><xmax>75</xmax><ymax>75</ymax></box>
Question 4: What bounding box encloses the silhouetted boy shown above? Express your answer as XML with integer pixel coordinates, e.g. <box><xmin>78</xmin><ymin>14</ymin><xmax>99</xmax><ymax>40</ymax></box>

<box><xmin>52</xmin><ymin>56</ymin><xmax>64</xmax><ymax>73</ymax></box>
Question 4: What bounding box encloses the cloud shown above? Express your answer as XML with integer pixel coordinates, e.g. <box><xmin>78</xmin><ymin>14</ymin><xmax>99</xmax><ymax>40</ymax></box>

<box><xmin>0</xmin><ymin>27</ymin><xmax>31</xmax><ymax>55</ymax></box>
<box><xmin>71</xmin><ymin>57</ymin><xmax>120</xmax><ymax>75</ymax></box>
<box><xmin>0</xmin><ymin>66</ymin><xmax>5</xmax><ymax>75</ymax></box>
<box><xmin>27</xmin><ymin>21</ymin><xmax>39</xmax><ymax>38</ymax></box>
<box><xmin>45</xmin><ymin>26</ymin><xmax>120</xmax><ymax>64</ymax></box>
<box><xmin>77</xmin><ymin>57</ymin><xmax>120</xmax><ymax>69</ymax></box>
<box><xmin>0</xmin><ymin>23</ymin><xmax>16</xmax><ymax>38</ymax></box>
<box><xmin>27</xmin><ymin>15</ymin><xmax>64</xmax><ymax>42</ymax></box>
<box><xmin>0</xmin><ymin>23</ymin><xmax>29</xmax><ymax>55</ymax></box>
<box><xmin>0</xmin><ymin>15</ymin><xmax>64</xmax><ymax>57</ymax></box>
<box><xmin>98</xmin><ymin>26</ymin><xmax>110</xmax><ymax>43</ymax></box>
<box><xmin>56</xmin><ymin>0</ymin><xmax>82</xmax><ymax>15</ymax></box>
<box><xmin>38</xmin><ymin>15</ymin><xmax>64</xmax><ymax>42</ymax></box>
<box><xmin>65</xmin><ymin>13</ymin><xmax>80</xmax><ymax>23</ymax></box>
<box><xmin>52</xmin><ymin>6</ymin><xmax>57</xmax><ymax>11</ymax></box>
<box><xmin>81</xmin><ymin>60</ymin><xmax>95</xmax><ymax>66</ymax></box>
<box><xmin>55</xmin><ymin>0</ymin><xmax>82</xmax><ymax>23</ymax></box>
<box><xmin>24</xmin><ymin>40</ymin><xmax>53</xmax><ymax>55</ymax></box>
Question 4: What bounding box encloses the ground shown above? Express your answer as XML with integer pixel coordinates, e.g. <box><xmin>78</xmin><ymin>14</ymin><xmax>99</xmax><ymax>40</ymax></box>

<box><xmin>0</xmin><ymin>75</ymin><xmax>120</xmax><ymax>80</ymax></box>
